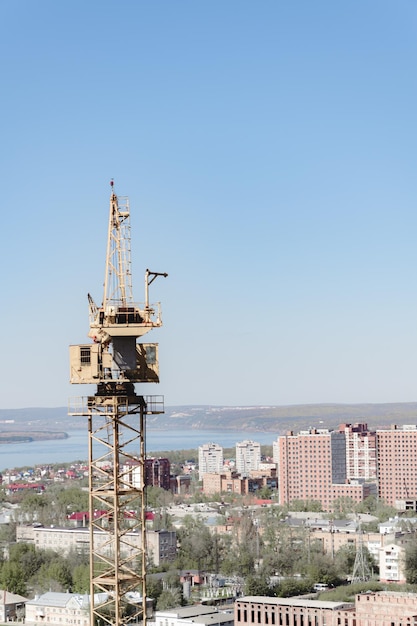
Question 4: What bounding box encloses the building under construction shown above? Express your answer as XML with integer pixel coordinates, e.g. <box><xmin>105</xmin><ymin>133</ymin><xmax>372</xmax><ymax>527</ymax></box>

<box><xmin>69</xmin><ymin>182</ymin><xmax>167</xmax><ymax>626</ymax></box>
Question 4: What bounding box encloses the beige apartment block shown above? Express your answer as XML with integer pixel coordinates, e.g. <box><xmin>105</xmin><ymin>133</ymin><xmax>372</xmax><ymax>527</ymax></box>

<box><xmin>198</xmin><ymin>443</ymin><xmax>224</xmax><ymax>480</ymax></box>
<box><xmin>236</xmin><ymin>440</ymin><xmax>261</xmax><ymax>477</ymax></box>
<box><xmin>16</xmin><ymin>525</ymin><xmax>176</xmax><ymax>566</ymax></box>
<box><xmin>202</xmin><ymin>471</ymin><xmax>276</xmax><ymax>496</ymax></box>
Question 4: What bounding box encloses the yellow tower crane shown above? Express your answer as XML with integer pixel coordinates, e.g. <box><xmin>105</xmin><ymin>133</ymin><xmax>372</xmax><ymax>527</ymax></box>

<box><xmin>69</xmin><ymin>181</ymin><xmax>167</xmax><ymax>626</ymax></box>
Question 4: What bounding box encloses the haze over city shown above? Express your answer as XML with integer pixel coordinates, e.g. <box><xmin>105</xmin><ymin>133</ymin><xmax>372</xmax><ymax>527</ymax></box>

<box><xmin>1</xmin><ymin>1</ymin><xmax>416</xmax><ymax>409</ymax></box>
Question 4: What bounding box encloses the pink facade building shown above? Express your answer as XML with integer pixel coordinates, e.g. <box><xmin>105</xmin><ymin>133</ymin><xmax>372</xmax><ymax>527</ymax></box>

<box><xmin>277</xmin><ymin>426</ymin><xmax>375</xmax><ymax>512</ymax></box>
<box><xmin>377</xmin><ymin>424</ymin><xmax>417</xmax><ymax>506</ymax></box>
<box><xmin>235</xmin><ymin>591</ymin><xmax>417</xmax><ymax>626</ymax></box>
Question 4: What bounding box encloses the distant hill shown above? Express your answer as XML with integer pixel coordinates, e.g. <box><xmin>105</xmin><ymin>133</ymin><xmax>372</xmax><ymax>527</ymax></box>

<box><xmin>1</xmin><ymin>403</ymin><xmax>417</xmax><ymax>436</ymax></box>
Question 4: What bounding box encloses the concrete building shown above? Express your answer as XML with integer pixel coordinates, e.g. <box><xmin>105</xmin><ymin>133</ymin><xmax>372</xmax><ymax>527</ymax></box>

<box><xmin>235</xmin><ymin>440</ymin><xmax>261</xmax><ymax>477</ymax></box>
<box><xmin>340</xmin><ymin>422</ymin><xmax>377</xmax><ymax>481</ymax></box>
<box><xmin>377</xmin><ymin>424</ymin><xmax>417</xmax><ymax>506</ymax></box>
<box><xmin>25</xmin><ymin>592</ymin><xmax>105</xmax><ymax>626</ymax></box>
<box><xmin>123</xmin><ymin>457</ymin><xmax>171</xmax><ymax>490</ymax></box>
<box><xmin>198</xmin><ymin>443</ymin><xmax>224</xmax><ymax>480</ymax></box>
<box><xmin>155</xmin><ymin>605</ymin><xmax>234</xmax><ymax>626</ymax></box>
<box><xmin>235</xmin><ymin>595</ymin><xmax>355</xmax><ymax>626</ymax></box>
<box><xmin>145</xmin><ymin>458</ymin><xmax>171</xmax><ymax>490</ymax></box>
<box><xmin>235</xmin><ymin>591</ymin><xmax>417</xmax><ymax>625</ymax></box>
<box><xmin>202</xmin><ymin>471</ymin><xmax>276</xmax><ymax>496</ymax></box>
<box><xmin>16</xmin><ymin>525</ymin><xmax>176</xmax><ymax>566</ymax></box>
<box><xmin>379</xmin><ymin>542</ymin><xmax>406</xmax><ymax>584</ymax></box>
<box><xmin>277</xmin><ymin>427</ymin><xmax>375</xmax><ymax>512</ymax></box>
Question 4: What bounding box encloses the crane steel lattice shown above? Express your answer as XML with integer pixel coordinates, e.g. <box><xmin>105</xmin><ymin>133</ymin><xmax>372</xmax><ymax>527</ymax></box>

<box><xmin>69</xmin><ymin>182</ymin><xmax>167</xmax><ymax>626</ymax></box>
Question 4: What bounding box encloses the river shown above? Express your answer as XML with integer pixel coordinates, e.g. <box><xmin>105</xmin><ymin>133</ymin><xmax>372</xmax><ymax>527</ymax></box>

<box><xmin>0</xmin><ymin>429</ymin><xmax>277</xmax><ymax>471</ymax></box>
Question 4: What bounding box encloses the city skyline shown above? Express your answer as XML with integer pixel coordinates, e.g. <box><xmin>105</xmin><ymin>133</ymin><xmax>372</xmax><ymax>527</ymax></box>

<box><xmin>1</xmin><ymin>2</ymin><xmax>416</xmax><ymax>409</ymax></box>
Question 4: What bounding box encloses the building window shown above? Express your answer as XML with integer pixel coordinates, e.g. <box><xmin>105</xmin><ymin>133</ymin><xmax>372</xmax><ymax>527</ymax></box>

<box><xmin>80</xmin><ymin>347</ymin><xmax>91</xmax><ymax>365</ymax></box>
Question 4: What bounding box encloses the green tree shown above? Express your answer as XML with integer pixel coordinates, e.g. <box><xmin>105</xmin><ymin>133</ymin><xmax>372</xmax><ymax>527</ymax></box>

<box><xmin>146</xmin><ymin>486</ymin><xmax>174</xmax><ymax>510</ymax></box>
<box><xmin>9</xmin><ymin>543</ymin><xmax>43</xmax><ymax>580</ymax></box>
<box><xmin>276</xmin><ymin>578</ymin><xmax>313</xmax><ymax>598</ymax></box>
<box><xmin>176</xmin><ymin>516</ymin><xmax>216</xmax><ymax>571</ymax></box>
<box><xmin>56</xmin><ymin>485</ymin><xmax>89</xmax><ymax>513</ymax></box>
<box><xmin>289</xmin><ymin>500</ymin><xmax>322</xmax><ymax>513</ymax></box>
<box><xmin>156</xmin><ymin>589</ymin><xmax>183</xmax><ymax>610</ymax></box>
<box><xmin>19</xmin><ymin>492</ymin><xmax>50</xmax><ymax>524</ymax></box>
<box><xmin>334</xmin><ymin>543</ymin><xmax>357</xmax><ymax>578</ymax></box>
<box><xmin>331</xmin><ymin>497</ymin><xmax>356</xmax><ymax>518</ymax></box>
<box><xmin>0</xmin><ymin>561</ymin><xmax>27</xmax><ymax>596</ymax></box>
<box><xmin>72</xmin><ymin>564</ymin><xmax>90</xmax><ymax>593</ymax></box>
<box><xmin>35</xmin><ymin>559</ymin><xmax>73</xmax><ymax>592</ymax></box>
<box><xmin>405</xmin><ymin>541</ymin><xmax>417</xmax><ymax>584</ymax></box>
<box><xmin>244</xmin><ymin>573</ymin><xmax>271</xmax><ymax>596</ymax></box>
<box><xmin>145</xmin><ymin>576</ymin><xmax>163</xmax><ymax>608</ymax></box>
<box><xmin>303</xmin><ymin>552</ymin><xmax>342</xmax><ymax>587</ymax></box>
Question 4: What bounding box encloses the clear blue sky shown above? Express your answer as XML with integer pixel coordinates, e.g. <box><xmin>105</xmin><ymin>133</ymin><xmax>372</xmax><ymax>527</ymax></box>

<box><xmin>1</xmin><ymin>1</ymin><xmax>416</xmax><ymax>408</ymax></box>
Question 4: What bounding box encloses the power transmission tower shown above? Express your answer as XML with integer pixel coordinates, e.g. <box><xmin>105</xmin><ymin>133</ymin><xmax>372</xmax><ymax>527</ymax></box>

<box><xmin>351</xmin><ymin>524</ymin><xmax>372</xmax><ymax>583</ymax></box>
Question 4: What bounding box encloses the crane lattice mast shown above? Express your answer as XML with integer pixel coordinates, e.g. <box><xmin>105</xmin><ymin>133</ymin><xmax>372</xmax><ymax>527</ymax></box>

<box><xmin>69</xmin><ymin>182</ymin><xmax>167</xmax><ymax>626</ymax></box>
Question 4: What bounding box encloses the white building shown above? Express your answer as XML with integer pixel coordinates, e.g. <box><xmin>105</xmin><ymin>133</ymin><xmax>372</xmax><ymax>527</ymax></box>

<box><xmin>235</xmin><ymin>440</ymin><xmax>261</xmax><ymax>477</ymax></box>
<box><xmin>155</xmin><ymin>605</ymin><xmax>234</xmax><ymax>626</ymax></box>
<box><xmin>379</xmin><ymin>543</ymin><xmax>406</xmax><ymax>584</ymax></box>
<box><xmin>25</xmin><ymin>592</ymin><xmax>106</xmax><ymax>626</ymax></box>
<box><xmin>198</xmin><ymin>443</ymin><xmax>224</xmax><ymax>480</ymax></box>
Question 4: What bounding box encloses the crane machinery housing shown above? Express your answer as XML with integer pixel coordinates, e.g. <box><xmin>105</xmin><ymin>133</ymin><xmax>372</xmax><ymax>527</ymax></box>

<box><xmin>69</xmin><ymin>182</ymin><xmax>167</xmax><ymax>626</ymax></box>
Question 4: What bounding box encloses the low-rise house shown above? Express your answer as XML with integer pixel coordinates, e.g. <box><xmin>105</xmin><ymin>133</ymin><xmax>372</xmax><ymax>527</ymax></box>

<box><xmin>0</xmin><ymin>590</ymin><xmax>27</xmax><ymax>622</ymax></box>
<box><xmin>25</xmin><ymin>592</ymin><xmax>107</xmax><ymax>626</ymax></box>
<box><xmin>155</xmin><ymin>605</ymin><xmax>234</xmax><ymax>626</ymax></box>
<box><xmin>236</xmin><ymin>591</ymin><xmax>417</xmax><ymax>626</ymax></box>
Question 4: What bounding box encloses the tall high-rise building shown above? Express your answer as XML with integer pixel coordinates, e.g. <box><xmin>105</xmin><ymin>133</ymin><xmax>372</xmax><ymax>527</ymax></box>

<box><xmin>339</xmin><ymin>423</ymin><xmax>377</xmax><ymax>481</ymax></box>
<box><xmin>123</xmin><ymin>457</ymin><xmax>171</xmax><ymax>491</ymax></box>
<box><xmin>277</xmin><ymin>427</ymin><xmax>374</xmax><ymax>511</ymax></box>
<box><xmin>198</xmin><ymin>443</ymin><xmax>224</xmax><ymax>480</ymax></box>
<box><xmin>235</xmin><ymin>440</ymin><xmax>261</xmax><ymax>477</ymax></box>
<box><xmin>377</xmin><ymin>425</ymin><xmax>417</xmax><ymax>506</ymax></box>
<box><xmin>144</xmin><ymin>458</ymin><xmax>171</xmax><ymax>491</ymax></box>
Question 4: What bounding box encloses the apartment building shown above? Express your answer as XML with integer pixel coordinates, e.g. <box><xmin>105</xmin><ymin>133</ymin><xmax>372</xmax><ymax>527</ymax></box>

<box><xmin>377</xmin><ymin>424</ymin><xmax>417</xmax><ymax>506</ymax></box>
<box><xmin>277</xmin><ymin>424</ymin><xmax>382</xmax><ymax>512</ymax></box>
<box><xmin>339</xmin><ymin>422</ymin><xmax>377</xmax><ymax>481</ymax></box>
<box><xmin>235</xmin><ymin>440</ymin><xmax>261</xmax><ymax>477</ymax></box>
<box><xmin>16</xmin><ymin>525</ymin><xmax>176</xmax><ymax>566</ymax></box>
<box><xmin>198</xmin><ymin>443</ymin><xmax>224</xmax><ymax>480</ymax></box>
<box><xmin>277</xmin><ymin>427</ymin><xmax>374</xmax><ymax>512</ymax></box>
<box><xmin>123</xmin><ymin>457</ymin><xmax>171</xmax><ymax>490</ymax></box>
<box><xmin>202</xmin><ymin>471</ymin><xmax>277</xmax><ymax>496</ymax></box>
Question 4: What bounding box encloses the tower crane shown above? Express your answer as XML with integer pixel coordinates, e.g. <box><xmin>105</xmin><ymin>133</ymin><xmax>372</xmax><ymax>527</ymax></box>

<box><xmin>69</xmin><ymin>182</ymin><xmax>167</xmax><ymax>626</ymax></box>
